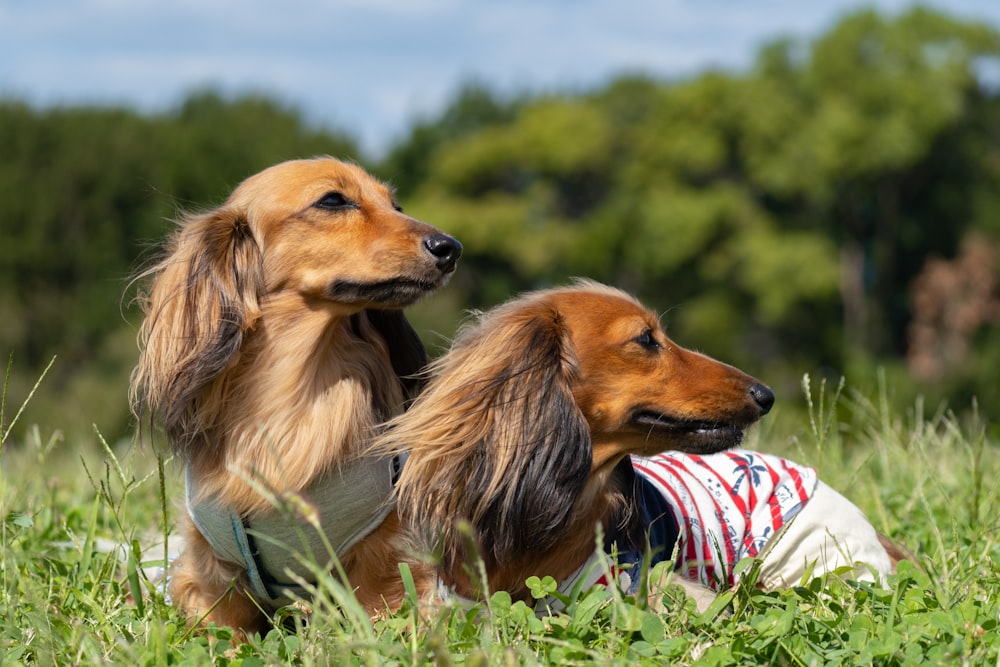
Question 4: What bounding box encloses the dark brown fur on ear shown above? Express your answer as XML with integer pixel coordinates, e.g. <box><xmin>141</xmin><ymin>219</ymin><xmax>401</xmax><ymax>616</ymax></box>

<box><xmin>130</xmin><ymin>207</ymin><xmax>263</xmax><ymax>454</ymax></box>
<box><xmin>380</xmin><ymin>301</ymin><xmax>592</xmax><ymax>577</ymax></box>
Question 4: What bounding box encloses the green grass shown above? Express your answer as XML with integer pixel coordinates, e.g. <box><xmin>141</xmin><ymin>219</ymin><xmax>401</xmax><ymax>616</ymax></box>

<box><xmin>1</xmin><ymin>373</ymin><xmax>998</xmax><ymax>665</ymax></box>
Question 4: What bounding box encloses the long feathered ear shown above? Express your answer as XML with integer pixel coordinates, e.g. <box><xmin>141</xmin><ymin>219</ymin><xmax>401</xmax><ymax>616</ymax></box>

<box><xmin>361</xmin><ymin>309</ymin><xmax>429</xmax><ymax>399</ymax></box>
<box><xmin>386</xmin><ymin>298</ymin><xmax>592</xmax><ymax>575</ymax></box>
<box><xmin>130</xmin><ymin>206</ymin><xmax>263</xmax><ymax>454</ymax></box>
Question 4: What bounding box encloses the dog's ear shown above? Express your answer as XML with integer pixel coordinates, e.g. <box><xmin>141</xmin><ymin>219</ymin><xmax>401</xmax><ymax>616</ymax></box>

<box><xmin>131</xmin><ymin>206</ymin><xmax>263</xmax><ymax>453</ymax></box>
<box><xmin>471</xmin><ymin>308</ymin><xmax>592</xmax><ymax>568</ymax></box>
<box><xmin>362</xmin><ymin>309</ymin><xmax>429</xmax><ymax>399</ymax></box>
<box><xmin>390</xmin><ymin>299</ymin><xmax>592</xmax><ymax>574</ymax></box>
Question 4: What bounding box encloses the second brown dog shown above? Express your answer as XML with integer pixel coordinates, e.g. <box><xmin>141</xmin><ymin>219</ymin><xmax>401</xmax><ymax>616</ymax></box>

<box><xmin>377</xmin><ymin>281</ymin><xmax>905</xmax><ymax>609</ymax></box>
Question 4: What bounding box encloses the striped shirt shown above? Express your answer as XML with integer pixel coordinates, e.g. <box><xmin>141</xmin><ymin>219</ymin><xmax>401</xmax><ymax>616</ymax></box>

<box><xmin>632</xmin><ymin>449</ymin><xmax>818</xmax><ymax>589</ymax></box>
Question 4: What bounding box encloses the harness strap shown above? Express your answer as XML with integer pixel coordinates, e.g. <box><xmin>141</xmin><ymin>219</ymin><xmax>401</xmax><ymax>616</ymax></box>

<box><xmin>186</xmin><ymin>455</ymin><xmax>399</xmax><ymax>604</ymax></box>
<box><xmin>231</xmin><ymin>511</ymin><xmax>292</xmax><ymax>600</ymax></box>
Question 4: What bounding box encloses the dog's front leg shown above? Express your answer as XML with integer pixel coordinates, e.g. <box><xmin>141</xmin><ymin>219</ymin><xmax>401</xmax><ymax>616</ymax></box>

<box><xmin>168</xmin><ymin>516</ymin><xmax>270</xmax><ymax>639</ymax></box>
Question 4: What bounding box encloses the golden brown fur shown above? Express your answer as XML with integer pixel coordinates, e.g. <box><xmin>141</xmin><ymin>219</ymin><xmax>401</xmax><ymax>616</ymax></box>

<box><xmin>131</xmin><ymin>157</ymin><xmax>460</xmax><ymax>635</ymax></box>
<box><xmin>376</xmin><ymin>280</ymin><xmax>775</xmax><ymax>602</ymax></box>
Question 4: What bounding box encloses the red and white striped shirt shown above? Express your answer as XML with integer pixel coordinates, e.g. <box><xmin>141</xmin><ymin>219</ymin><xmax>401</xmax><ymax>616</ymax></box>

<box><xmin>632</xmin><ymin>449</ymin><xmax>818</xmax><ymax>589</ymax></box>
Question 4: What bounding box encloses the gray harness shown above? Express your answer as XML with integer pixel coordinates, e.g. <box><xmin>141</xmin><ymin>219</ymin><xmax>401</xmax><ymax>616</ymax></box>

<box><xmin>186</xmin><ymin>455</ymin><xmax>400</xmax><ymax>604</ymax></box>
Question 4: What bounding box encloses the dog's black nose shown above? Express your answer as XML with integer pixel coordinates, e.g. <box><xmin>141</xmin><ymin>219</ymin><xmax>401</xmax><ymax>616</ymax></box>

<box><xmin>425</xmin><ymin>233</ymin><xmax>463</xmax><ymax>272</ymax></box>
<box><xmin>749</xmin><ymin>383</ymin><xmax>775</xmax><ymax>415</ymax></box>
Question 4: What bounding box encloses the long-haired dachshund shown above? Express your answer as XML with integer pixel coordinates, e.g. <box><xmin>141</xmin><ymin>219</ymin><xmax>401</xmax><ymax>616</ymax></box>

<box><xmin>130</xmin><ymin>157</ymin><xmax>461</xmax><ymax>635</ymax></box>
<box><xmin>377</xmin><ymin>281</ymin><xmax>906</xmax><ymax>609</ymax></box>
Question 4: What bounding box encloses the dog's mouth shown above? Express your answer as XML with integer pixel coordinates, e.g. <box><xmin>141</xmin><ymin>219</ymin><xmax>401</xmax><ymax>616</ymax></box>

<box><xmin>327</xmin><ymin>276</ymin><xmax>449</xmax><ymax>307</ymax></box>
<box><xmin>631</xmin><ymin>410</ymin><xmax>746</xmax><ymax>454</ymax></box>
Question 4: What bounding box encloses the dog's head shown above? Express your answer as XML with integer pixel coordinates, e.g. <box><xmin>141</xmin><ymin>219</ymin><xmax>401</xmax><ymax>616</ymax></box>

<box><xmin>384</xmin><ymin>280</ymin><xmax>772</xmax><ymax>581</ymax></box>
<box><xmin>227</xmin><ymin>158</ymin><xmax>461</xmax><ymax>306</ymax></box>
<box><xmin>536</xmin><ymin>280</ymin><xmax>773</xmax><ymax>467</ymax></box>
<box><xmin>132</xmin><ymin>157</ymin><xmax>461</xmax><ymax>449</ymax></box>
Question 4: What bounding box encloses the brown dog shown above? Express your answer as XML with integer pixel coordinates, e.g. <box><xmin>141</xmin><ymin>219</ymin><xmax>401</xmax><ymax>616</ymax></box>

<box><xmin>377</xmin><ymin>281</ymin><xmax>904</xmax><ymax>609</ymax></box>
<box><xmin>131</xmin><ymin>157</ymin><xmax>460</xmax><ymax>635</ymax></box>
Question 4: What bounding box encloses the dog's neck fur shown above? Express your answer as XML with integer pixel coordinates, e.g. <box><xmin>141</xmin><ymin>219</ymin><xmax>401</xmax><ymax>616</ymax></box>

<box><xmin>188</xmin><ymin>292</ymin><xmax>404</xmax><ymax>514</ymax></box>
<box><xmin>452</xmin><ymin>456</ymin><xmax>637</xmax><ymax>602</ymax></box>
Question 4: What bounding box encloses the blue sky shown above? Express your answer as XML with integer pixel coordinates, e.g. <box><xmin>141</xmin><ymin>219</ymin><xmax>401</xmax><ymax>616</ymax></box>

<box><xmin>2</xmin><ymin>1</ymin><xmax>999</xmax><ymax>156</ymax></box>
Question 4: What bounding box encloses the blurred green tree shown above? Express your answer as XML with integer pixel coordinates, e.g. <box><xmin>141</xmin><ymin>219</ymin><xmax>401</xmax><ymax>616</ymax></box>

<box><xmin>398</xmin><ymin>7</ymin><xmax>1000</xmax><ymax>399</ymax></box>
<box><xmin>741</xmin><ymin>8</ymin><xmax>1000</xmax><ymax>360</ymax></box>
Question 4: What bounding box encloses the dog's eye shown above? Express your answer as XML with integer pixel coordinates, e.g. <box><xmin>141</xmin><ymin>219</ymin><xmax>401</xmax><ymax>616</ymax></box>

<box><xmin>314</xmin><ymin>192</ymin><xmax>357</xmax><ymax>211</ymax></box>
<box><xmin>634</xmin><ymin>329</ymin><xmax>661</xmax><ymax>350</ymax></box>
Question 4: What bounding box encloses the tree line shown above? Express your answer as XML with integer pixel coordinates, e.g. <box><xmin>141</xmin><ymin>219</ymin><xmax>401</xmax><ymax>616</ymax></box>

<box><xmin>2</xmin><ymin>6</ymin><xmax>999</xmax><ymax>444</ymax></box>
